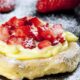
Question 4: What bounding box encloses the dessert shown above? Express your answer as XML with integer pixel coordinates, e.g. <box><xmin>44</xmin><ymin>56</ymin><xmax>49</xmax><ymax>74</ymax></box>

<box><xmin>0</xmin><ymin>16</ymin><xmax>79</xmax><ymax>80</ymax></box>
<box><xmin>0</xmin><ymin>0</ymin><xmax>15</xmax><ymax>13</ymax></box>
<box><xmin>36</xmin><ymin>0</ymin><xmax>80</xmax><ymax>13</ymax></box>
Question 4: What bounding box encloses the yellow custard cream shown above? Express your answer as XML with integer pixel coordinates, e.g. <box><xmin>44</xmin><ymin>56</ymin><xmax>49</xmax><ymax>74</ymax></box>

<box><xmin>0</xmin><ymin>31</ymin><xmax>78</xmax><ymax>60</ymax></box>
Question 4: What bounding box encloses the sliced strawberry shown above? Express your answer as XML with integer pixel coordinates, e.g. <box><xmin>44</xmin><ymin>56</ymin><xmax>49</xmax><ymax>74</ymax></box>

<box><xmin>17</xmin><ymin>17</ymin><xmax>27</xmax><ymax>26</ymax></box>
<box><xmin>7</xmin><ymin>35</ymin><xmax>24</xmax><ymax>44</ymax></box>
<box><xmin>29</xmin><ymin>17</ymin><xmax>42</xmax><ymax>27</ymax></box>
<box><xmin>56</xmin><ymin>33</ymin><xmax>65</xmax><ymax>43</ymax></box>
<box><xmin>15</xmin><ymin>24</ymin><xmax>42</xmax><ymax>41</ymax></box>
<box><xmin>41</xmin><ymin>30</ymin><xmax>55</xmax><ymax>41</ymax></box>
<box><xmin>7</xmin><ymin>16</ymin><xmax>27</xmax><ymax>28</ymax></box>
<box><xmin>15</xmin><ymin>26</ymin><xmax>27</xmax><ymax>37</ymax></box>
<box><xmin>12</xmin><ymin>25</ymin><xmax>31</xmax><ymax>38</ymax></box>
<box><xmin>0</xmin><ymin>26</ymin><xmax>10</xmax><ymax>41</ymax></box>
<box><xmin>29</xmin><ymin>24</ymin><xmax>43</xmax><ymax>41</ymax></box>
<box><xmin>52</xmin><ymin>24</ymin><xmax>63</xmax><ymax>36</ymax></box>
<box><xmin>38</xmin><ymin>40</ymin><xmax>51</xmax><ymax>49</ymax></box>
<box><xmin>59</xmin><ymin>37</ymin><xmax>65</xmax><ymax>43</ymax></box>
<box><xmin>7</xmin><ymin>16</ymin><xmax>17</xmax><ymax>27</ymax></box>
<box><xmin>30</xmin><ymin>25</ymin><xmax>39</xmax><ymax>40</ymax></box>
<box><xmin>7</xmin><ymin>36</ymin><xmax>18</xmax><ymax>44</ymax></box>
<box><xmin>22</xmin><ymin>38</ymin><xmax>36</xmax><ymax>49</ymax></box>
<box><xmin>38</xmin><ymin>24</ymin><xmax>55</xmax><ymax>42</ymax></box>
<box><xmin>14</xmin><ymin>28</ymin><xmax>26</xmax><ymax>37</ymax></box>
<box><xmin>11</xmin><ymin>24</ymin><xmax>40</xmax><ymax>39</ymax></box>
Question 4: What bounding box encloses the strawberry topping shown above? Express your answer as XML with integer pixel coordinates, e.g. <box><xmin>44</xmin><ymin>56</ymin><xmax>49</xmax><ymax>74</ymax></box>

<box><xmin>38</xmin><ymin>40</ymin><xmax>51</xmax><ymax>49</ymax></box>
<box><xmin>39</xmin><ymin>25</ymin><xmax>55</xmax><ymax>42</ymax></box>
<box><xmin>0</xmin><ymin>16</ymin><xmax>65</xmax><ymax>49</ymax></box>
<box><xmin>29</xmin><ymin>17</ymin><xmax>42</xmax><ymax>28</ymax></box>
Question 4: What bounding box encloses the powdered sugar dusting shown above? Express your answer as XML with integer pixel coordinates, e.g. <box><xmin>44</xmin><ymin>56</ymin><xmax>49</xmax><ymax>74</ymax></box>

<box><xmin>31</xmin><ymin>25</ymin><xmax>38</xmax><ymax>36</ymax></box>
<box><xmin>0</xmin><ymin>0</ymin><xmax>15</xmax><ymax>8</ymax></box>
<box><xmin>25</xmin><ymin>38</ymin><xmax>34</xmax><ymax>48</ymax></box>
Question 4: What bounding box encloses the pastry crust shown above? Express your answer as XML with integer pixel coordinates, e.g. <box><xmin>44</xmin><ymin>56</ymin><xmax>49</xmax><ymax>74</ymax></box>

<box><xmin>0</xmin><ymin>42</ymin><xmax>80</xmax><ymax>80</ymax></box>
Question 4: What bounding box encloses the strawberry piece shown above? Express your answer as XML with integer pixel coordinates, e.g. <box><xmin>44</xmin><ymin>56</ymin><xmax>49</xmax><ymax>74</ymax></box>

<box><xmin>7</xmin><ymin>35</ymin><xmax>24</xmax><ymax>44</ymax></box>
<box><xmin>29</xmin><ymin>24</ymin><xmax>43</xmax><ymax>41</ymax></box>
<box><xmin>0</xmin><ymin>26</ymin><xmax>10</xmax><ymax>41</ymax></box>
<box><xmin>59</xmin><ymin>37</ymin><xmax>65</xmax><ymax>43</ymax></box>
<box><xmin>7</xmin><ymin>36</ymin><xmax>17</xmax><ymax>44</ymax></box>
<box><xmin>11</xmin><ymin>24</ymin><xmax>40</xmax><ymax>40</ymax></box>
<box><xmin>15</xmin><ymin>24</ymin><xmax>42</xmax><ymax>41</ymax></box>
<box><xmin>29</xmin><ymin>17</ymin><xmax>42</xmax><ymax>27</ymax></box>
<box><xmin>56</xmin><ymin>33</ymin><xmax>65</xmax><ymax>43</ymax></box>
<box><xmin>17</xmin><ymin>17</ymin><xmax>27</xmax><ymax>26</ymax></box>
<box><xmin>7</xmin><ymin>17</ymin><xmax>27</xmax><ymax>28</ymax></box>
<box><xmin>0</xmin><ymin>0</ymin><xmax>15</xmax><ymax>13</ymax></box>
<box><xmin>36</xmin><ymin>0</ymin><xmax>80</xmax><ymax>13</ymax></box>
<box><xmin>40</xmin><ymin>30</ymin><xmax>55</xmax><ymax>41</ymax></box>
<box><xmin>52</xmin><ymin>24</ymin><xmax>63</xmax><ymax>36</ymax></box>
<box><xmin>12</xmin><ymin>25</ymin><xmax>31</xmax><ymax>38</ymax></box>
<box><xmin>38</xmin><ymin>24</ymin><xmax>55</xmax><ymax>42</ymax></box>
<box><xmin>38</xmin><ymin>40</ymin><xmax>51</xmax><ymax>49</ymax></box>
<box><xmin>14</xmin><ymin>27</ymin><xmax>26</xmax><ymax>37</ymax></box>
<box><xmin>7</xmin><ymin>16</ymin><xmax>18</xmax><ymax>28</ymax></box>
<box><xmin>22</xmin><ymin>38</ymin><xmax>36</xmax><ymax>49</ymax></box>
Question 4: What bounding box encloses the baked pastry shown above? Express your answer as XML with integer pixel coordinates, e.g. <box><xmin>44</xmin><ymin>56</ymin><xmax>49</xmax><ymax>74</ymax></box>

<box><xmin>0</xmin><ymin>16</ymin><xmax>79</xmax><ymax>80</ymax></box>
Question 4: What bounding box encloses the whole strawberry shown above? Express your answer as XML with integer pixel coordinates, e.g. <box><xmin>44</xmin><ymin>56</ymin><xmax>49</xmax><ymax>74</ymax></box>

<box><xmin>36</xmin><ymin>0</ymin><xmax>80</xmax><ymax>13</ymax></box>
<box><xmin>0</xmin><ymin>0</ymin><xmax>15</xmax><ymax>13</ymax></box>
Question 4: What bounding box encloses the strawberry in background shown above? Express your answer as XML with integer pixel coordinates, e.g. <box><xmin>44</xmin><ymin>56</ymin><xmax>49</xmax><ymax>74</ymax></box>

<box><xmin>36</xmin><ymin>0</ymin><xmax>80</xmax><ymax>13</ymax></box>
<box><xmin>0</xmin><ymin>0</ymin><xmax>15</xmax><ymax>13</ymax></box>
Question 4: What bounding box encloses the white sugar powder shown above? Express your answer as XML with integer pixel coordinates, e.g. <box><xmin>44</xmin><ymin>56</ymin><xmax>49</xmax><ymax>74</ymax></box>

<box><xmin>0</xmin><ymin>0</ymin><xmax>15</xmax><ymax>8</ymax></box>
